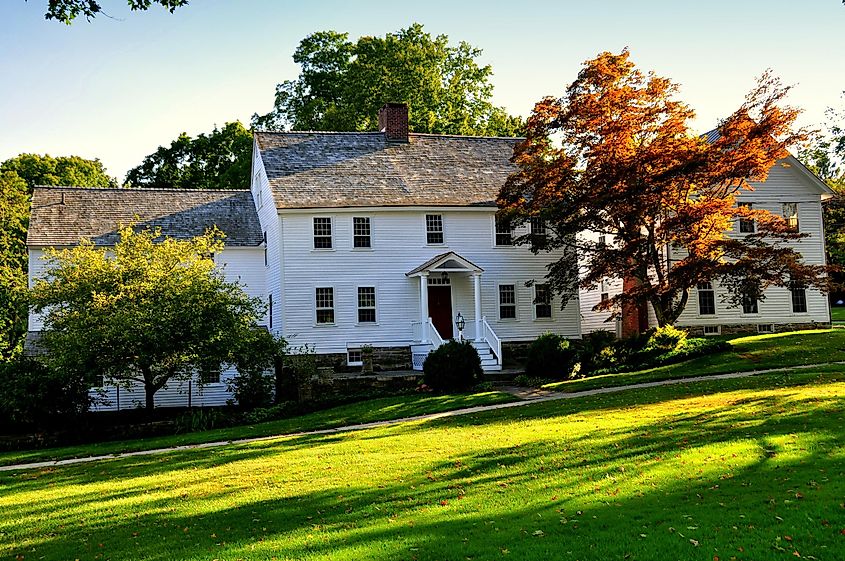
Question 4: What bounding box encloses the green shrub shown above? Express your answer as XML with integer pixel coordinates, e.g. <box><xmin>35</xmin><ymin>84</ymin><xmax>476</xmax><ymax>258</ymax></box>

<box><xmin>423</xmin><ymin>340</ymin><xmax>482</xmax><ymax>392</ymax></box>
<box><xmin>578</xmin><ymin>330</ymin><xmax>617</xmax><ymax>373</ymax></box>
<box><xmin>227</xmin><ymin>368</ymin><xmax>275</xmax><ymax>409</ymax></box>
<box><xmin>174</xmin><ymin>408</ymin><xmax>223</xmax><ymax>434</ymax></box>
<box><xmin>644</xmin><ymin>325</ymin><xmax>688</xmax><ymax>353</ymax></box>
<box><xmin>525</xmin><ymin>332</ymin><xmax>578</xmax><ymax>379</ymax></box>
<box><xmin>0</xmin><ymin>357</ymin><xmax>90</xmax><ymax>428</ymax></box>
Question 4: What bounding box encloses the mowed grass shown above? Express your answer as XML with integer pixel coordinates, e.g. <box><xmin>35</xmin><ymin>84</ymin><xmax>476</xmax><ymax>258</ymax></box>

<box><xmin>832</xmin><ymin>306</ymin><xmax>845</xmax><ymax>323</ymax></box>
<box><xmin>1</xmin><ymin>369</ymin><xmax>844</xmax><ymax>561</ymax></box>
<box><xmin>0</xmin><ymin>391</ymin><xmax>515</xmax><ymax>467</ymax></box>
<box><xmin>545</xmin><ymin>329</ymin><xmax>845</xmax><ymax>393</ymax></box>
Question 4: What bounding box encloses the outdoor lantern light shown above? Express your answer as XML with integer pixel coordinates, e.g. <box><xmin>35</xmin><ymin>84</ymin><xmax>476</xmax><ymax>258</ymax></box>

<box><xmin>455</xmin><ymin>312</ymin><xmax>466</xmax><ymax>341</ymax></box>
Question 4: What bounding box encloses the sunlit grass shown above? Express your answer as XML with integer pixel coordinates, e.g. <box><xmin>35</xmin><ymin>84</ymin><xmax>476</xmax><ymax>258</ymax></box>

<box><xmin>1</xmin><ymin>369</ymin><xmax>843</xmax><ymax>560</ymax></box>
<box><xmin>544</xmin><ymin>328</ymin><xmax>845</xmax><ymax>393</ymax></box>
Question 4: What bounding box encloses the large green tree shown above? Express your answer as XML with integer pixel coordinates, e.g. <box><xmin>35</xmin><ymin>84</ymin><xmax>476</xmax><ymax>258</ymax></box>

<box><xmin>0</xmin><ymin>172</ymin><xmax>30</xmax><ymax>360</ymax></box>
<box><xmin>37</xmin><ymin>0</ymin><xmax>187</xmax><ymax>23</ymax></box>
<box><xmin>252</xmin><ymin>24</ymin><xmax>522</xmax><ymax>137</ymax></box>
<box><xmin>125</xmin><ymin>121</ymin><xmax>253</xmax><ymax>190</ymax></box>
<box><xmin>0</xmin><ymin>153</ymin><xmax>116</xmax><ymax>192</ymax></box>
<box><xmin>30</xmin><ymin>226</ymin><xmax>265</xmax><ymax>411</ymax></box>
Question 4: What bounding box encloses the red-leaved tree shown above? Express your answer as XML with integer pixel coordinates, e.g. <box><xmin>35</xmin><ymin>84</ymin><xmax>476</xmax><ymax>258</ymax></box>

<box><xmin>499</xmin><ymin>49</ymin><xmax>834</xmax><ymax>329</ymax></box>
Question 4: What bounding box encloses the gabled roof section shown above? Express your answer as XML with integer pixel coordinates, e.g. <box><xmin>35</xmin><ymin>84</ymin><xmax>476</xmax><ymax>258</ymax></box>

<box><xmin>406</xmin><ymin>251</ymin><xmax>484</xmax><ymax>277</ymax></box>
<box><xmin>254</xmin><ymin>131</ymin><xmax>521</xmax><ymax>209</ymax></box>
<box><xmin>27</xmin><ymin>187</ymin><xmax>263</xmax><ymax>247</ymax></box>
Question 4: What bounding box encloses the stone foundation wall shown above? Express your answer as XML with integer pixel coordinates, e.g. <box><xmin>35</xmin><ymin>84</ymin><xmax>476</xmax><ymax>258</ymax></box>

<box><xmin>682</xmin><ymin>322</ymin><xmax>831</xmax><ymax>337</ymax></box>
<box><xmin>502</xmin><ymin>341</ymin><xmax>532</xmax><ymax>368</ymax></box>
<box><xmin>314</xmin><ymin>346</ymin><xmax>412</xmax><ymax>374</ymax></box>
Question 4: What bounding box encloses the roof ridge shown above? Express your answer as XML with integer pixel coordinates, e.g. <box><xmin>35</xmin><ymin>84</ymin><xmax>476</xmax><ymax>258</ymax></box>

<box><xmin>32</xmin><ymin>186</ymin><xmax>251</xmax><ymax>193</ymax></box>
<box><xmin>254</xmin><ymin>130</ymin><xmax>523</xmax><ymax>141</ymax></box>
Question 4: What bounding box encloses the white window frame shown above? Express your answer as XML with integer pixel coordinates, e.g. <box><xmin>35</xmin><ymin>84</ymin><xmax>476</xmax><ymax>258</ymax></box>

<box><xmin>347</xmin><ymin>348</ymin><xmax>363</xmax><ymax>367</ymax></box>
<box><xmin>199</xmin><ymin>364</ymin><xmax>222</xmax><ymax>384</ymax></box>
<box><xmin>757</xmin><ymin>323</ymin><xmax>775</xmax><ymax>334</ymax></box>
<box><xmin>530</xmin><ymin>217</ymin><xmax>547</xmax><ymax>243</ymax></box>
<box><xmin>703</xmin><ymin>325</ymin><xmax>721</xmax><ymax>336</ymax></box>
<box><xmin>497</xmin><ymin>283</ymin><xmax>518</xmax><ymax>321</ymax></box>
<box><xmin>697</xmin><ymin>282</ymin><xmax>716</xmax><ymax>316</ymax></box>
<box><xmin>356</xmin><ymin>286</ymin><xmax>377</xmax><ymax>324</ymax></box>
<box><xmin>782</xmin><ymin>202</ymin><xmax>799</xmax><ymax>232</ymax></box>
<box><xmin>425</xmin><ymin>214</ymin><xmax>445</xmax><ymax>245</ymax></box>
<box><xmin>493</xmin><ymin>216</ymin><xmax>513</xmax><ymax>247</ymax></box>
<box><xmin>352</xmin><ymin>216</ymin><xmax>372</xmax><ymax>249</ymax></box>
<box><xmin>533</xmin><ymin>283</ymin><xmax>553</xmax><ymax>320</ymax></box>
<box><xmin>313</xmin><ymin>216</ymin><xmax>334</xmax><ymax>250</ymax></box>
<box><xmin>740</xmin><ymin>291</ymin><xmax>759</xmax><ymax>315</ymax></box>
<box><xmin>315</xmin><ymin>286</ymin><xmax>336</xmax><ymax>325</ymax></box>
<box><xmin>738</xmin><ymin>202</ymin><xmax>755</xmax><ymax>233</ymax></box>
<box><xmin>790</xmin><ymin>279</ymin><xmax>808</xmax><ymax>314</ymax></box>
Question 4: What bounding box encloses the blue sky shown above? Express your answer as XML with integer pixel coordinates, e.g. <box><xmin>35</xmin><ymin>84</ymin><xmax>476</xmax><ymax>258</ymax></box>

<box><xmin>1</xmin><ymin>0</ymin><xmax>843</xmax><ymax>180</ymax></box>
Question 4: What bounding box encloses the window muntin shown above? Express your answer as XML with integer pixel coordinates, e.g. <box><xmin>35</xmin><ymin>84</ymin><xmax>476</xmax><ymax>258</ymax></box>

<box><xmin>315</xmin><ymin>287</ymin><xmax>335</xmax><ymax>324</ymax></box>
<box><xmin>347</xmin><ymin>349</ymin><xmax>363</xmax><ymax>366</ymax></box>
<box><xmin>790</xmin><ymin>279</ymin><xmax>808</xmax><ymax>313</ymax></box>
<box><xmin>426</xmin><ymin>214</ymin><xmax>444</xmax><ymax>244</ymax></box>
<box><xmin>600</xmin><ymin>278</ymin><xmax>609</xmax><ymax>303</ymax></box>
<box><xmin>530</xmin><ymin>217</ymin><xmax>547</xmax><ymax>243</ymax></box>
<box><xmin>697</xmin><ymin>282</ymin><xmax>716</xmax><ymax>315</ymax></box>
<box><xmin>534</xmin><ymin>283</ymin><xmax>552</xmax><ymax>319</ymax></box>
<box><xmin>313</xmin><ymin>217</ymin><xmax>333</xmax><ymax>249</ymax></box>
<box><xmin>782</xmin><ymin>202</ymin><xmax>799</xmax><ymax>232</ymax></box>
<box><xmin>495</xmin><ymin>218</ymin><xmax>512</xmax><ymax>246</ymax></box>
<box><xmin>353</xmin><ymin>217</ymin><xmax>371</xmax><ymax>248</ymax></box>
<box><xmin>738</xmin><ymin>202</ymin><xmax>755</xmax><ymax>233</ymax></box>
<box><xmin>357</xmin><ymin>286</ymin><xmax>376</xmax><ymax>323</ymax></box>
<box><xmin>703</xmin><ymin>325</ymin><xmax>721</xmax><ymax>335</ymax></box>
<box><xmin>498</xmin><ymin>284</ymin><xmax>516</xmax><ymax>319</ymax></box>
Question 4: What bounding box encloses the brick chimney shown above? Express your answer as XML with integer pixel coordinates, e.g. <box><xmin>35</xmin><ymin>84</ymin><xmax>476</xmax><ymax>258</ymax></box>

<box><xmin>378</xmin><ymin>103</ymin><xmax>409</xmax><ymax>142</ymax></box>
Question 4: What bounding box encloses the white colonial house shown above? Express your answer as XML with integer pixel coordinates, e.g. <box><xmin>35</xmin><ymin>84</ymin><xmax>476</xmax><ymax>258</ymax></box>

<box><xmin>579</xmin><ymin>148</ymin><xmax>836</xmax><ymax>337</ymax></box>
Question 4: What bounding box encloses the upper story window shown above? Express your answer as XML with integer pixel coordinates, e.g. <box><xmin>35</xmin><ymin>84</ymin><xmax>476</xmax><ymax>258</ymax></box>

<box><xmin>256</xmin><ymin>188</ymin><xmax>263</xmax><ymax>210</ymax></box>
<box><xmin>600</xmin><ymin>279</ymin><xmax>609</xmax><ymax>303</ymax></box>
<box><xmin>498</xmin><ymin>284</ymin><xmax>516</xmax><ymax>319</ymax></box>
<box><xmin>315</xmin><ymin>287</ymin><xmax>335</xmax><ymax>324</ymax></box>
<box><xmin>263</xmin><ymin>231</ymin><xmax>268</xmax><ymax>266</ymax></box>
<box><xmin>738</xmin><ymin>202</ymin><xmax>755</xmax><ymax>233</ymax></box>
<box><xmin>530</xmin><ymin>217</ymin><xmax>547</xmax><ymax>244</ymax></box>
<box><xmin>697</xmin><ymin>282</ymin><xmax>716</xmax><ymax>315</ymax></box>
<box><xmin>357</xmin><ymin>287</ymin><xmax>376</xmax><ymax>323</ymax></box>
<box><xmin>598</xmin><ymin>235</ymin><xmax>606</xmax><ymax>246</ymax></box>
<box><xmin>782</xmin><ymin>202</ymin><xmax>799</xmax><ymax>232</ymax></box>
<box><xmin>534</xmin><ymin>283</ymin><xmax>552</xmax><ymax>319</ymax></box>
<box><xmin>426</xmin><ymin>214</ymin><xmax>444</xmax><ymax>244</ymax></box>
<box><xmin>495</xmin><ymin>217</ymin><xmax>512</xmax><ymax>246</ymax></box>
<box><xmin>353</xmin><ymin>217</ymin><xmax>372</xmax><ymax>248</ymax></box>
<box><xmin>313</xmin><ymin>217</ymin><xmax>333</xmax><ymax>249</ymax></box>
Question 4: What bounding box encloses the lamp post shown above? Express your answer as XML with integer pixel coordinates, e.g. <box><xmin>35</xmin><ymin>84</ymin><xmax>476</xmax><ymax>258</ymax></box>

<box><xmin>455</xmin><ymin>312</ymin><xmax>466</xmax><ymax>342</ymax></box>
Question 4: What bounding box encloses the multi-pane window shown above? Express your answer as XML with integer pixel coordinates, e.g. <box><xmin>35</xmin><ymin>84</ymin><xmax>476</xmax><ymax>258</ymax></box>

<box><xmin>742</xmin><ymin>292</ymin><xmax>758</xmax><ymax>314</ymax></box>
<box><xmin>347</xmin><ymin>349</ymin><xmax>363</xmax><ymax>366</ymax></box>
<box><xmin>782</xmin><ymin>203</ymin><xmax>799</xmax><ymax>232</ymax></box>
<box><xmin>268</xmin><ymin>293</ymin><xmax>273</xmax><ymax>329</ymax></box>
<box><xmin>703</xmin><ymin>325</ymin><xmax>721</xmax><ymax>336</ymax></box>
<box><xmin>530</xmin><ymin>217</ymin><xmax>547</xmax><ymax>243</ymax></box>
<box><xmin>598</xmin><ymin>235</ymin><xmax>606</xmax><ymax>246</ymax></box>
<box><xmin>499</xmin><ymin>284</ymin><xmax>516</xmax><ymax>319</ymax></box>
<box><xmin>357</xmin><ymin>287</ymin><xmax>376</xmax><ymax>323</ymax></box>
<box><xmin>790</xmin><ymin>279</ymin><xmax>808</xmax><ymax>313</ymax></box>
<box><xmin>534</xmin><ymin>284</ymin><xmax>552</xmax><ymax>318</ymax></box>
<box><xmin>697</xmin><ymin>282</ymin><xmax>716</xmax><ymax>315</ymax></box>
<box><xmin>738</xmin><ymin>202</ymin><xmax>755</xmax><ymax>233</ymax></box>
<box><xmin>263</xmin><ymin>231</ymin><xmax>268</xmax><ymax>266</ymax></box>
<box><xmin>200</xmin><ymin>364</ymin><xmax>221</xmax><ymax>384</ymax></box>
<box><xmin>600</xmin><ymin>279</ymin><xmax>609</xmax><ymax>303</ymax></box>
<box><xmin>353</xmin><ymin>217</ymin><xmax>371</xmax><ymax>248</ymax></box>
<box><xmin>315</xmin><ymin>287</ymin><xmax>335</xmax><ymax>324</ymax></box>
<box><xmin>313</xmin><ymin>217</ymin><xmax>333</xmax><ymax>249</ymax></box>
<box><xmin>426</xmin><ymin>214</ymin><xmax>444</xmax><ymax>244</ymax></box>
<box><xmin>495</xmin><ymin>218</ymin><xmax>512</xmax><ymax>246</ymax></box>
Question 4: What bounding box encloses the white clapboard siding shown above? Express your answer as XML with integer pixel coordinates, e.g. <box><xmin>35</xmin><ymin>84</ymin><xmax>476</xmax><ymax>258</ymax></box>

<box><xmin>252</xmin><ymin>143</ymin><xmax>283</xmax><ymax>334</ymax></box>
<box><xmin>278</xmin><ymin>209</ymin><xmax>581</xmax><ymax>353</ymax></box>
<box><xmin>89</xmin><ymin>367</ymin><xmax>238</xmax><ymax>411</ymax></box>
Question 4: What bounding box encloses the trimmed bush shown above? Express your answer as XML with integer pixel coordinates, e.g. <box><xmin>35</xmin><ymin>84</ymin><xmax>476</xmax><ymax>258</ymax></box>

<box><xmin>526</xmin><ymin>332</ymin><xmax>578</xmax><ymax>380</ymax></box>
<box><xmin>0</xmin><ymin>357</ymin><xmax>90</xmax><ymax>429</ymax></box>
<box><xmin>644</xmin><ymin>325</ymin><xmax>688</xmax><ymax>353</ymax></box>
<box><xmin>423</xmin><ymin>340</ymin><xmax>482</xmax><ymax>392</ymax></box>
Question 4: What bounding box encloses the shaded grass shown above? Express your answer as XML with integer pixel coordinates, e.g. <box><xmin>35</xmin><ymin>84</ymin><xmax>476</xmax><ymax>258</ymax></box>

<box><xmin>832</xmin><ymin>306</ymin><xmax>845</xmax><ymax>323</ymax></box>
<box><xmin>0</xmin><ymin>391</ymin><xmax>515</xmax><ymax>467</ymax></box>
<box><xmin>544</xmin><ymin>328</ymin><xmax>845</xmax><ymax>393</ymax></box>
<box><xmin>1</xmin><ymin>369</ymin><xmax>843</xmax><ymax>560</ymax></box>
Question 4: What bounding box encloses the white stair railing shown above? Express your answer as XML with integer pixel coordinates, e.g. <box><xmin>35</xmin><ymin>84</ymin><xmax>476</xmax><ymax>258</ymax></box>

<box><xmin>481</xmin><ymin>316</ymin><xmax>502</xmax><ymax>364</ymax></box>
<box><xmin>427</xmin><ymin>317</ymin><xmax>445</xmax><ymax>350</ymax></box>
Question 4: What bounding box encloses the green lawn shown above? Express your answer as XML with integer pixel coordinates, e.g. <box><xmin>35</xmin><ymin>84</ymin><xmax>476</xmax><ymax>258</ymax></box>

<box><xmin>1</xmin><ymin>368</ymin><xmax>843</xmax><ymax>560</ymax></box>
<box><xmin>544</xmin><ymin>328</ymin><xmax>845</xmax><ymax>393</ymax></box>
<box><xmin>832</xmin><ymin>306</ymin><xmax>845</xmax><ymax>323</ymax></box>
<box><xmin>0</xmin><ymin>391</ymin><xmax>515</xmax><ymax>467</ymax></box>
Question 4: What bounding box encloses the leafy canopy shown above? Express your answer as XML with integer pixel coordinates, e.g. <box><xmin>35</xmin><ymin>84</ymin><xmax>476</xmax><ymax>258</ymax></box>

<box><xmin>499</xmin><ymin>49</ymin><xmax>831</xmax><ymax>327</ymax></box>
<box><xmin>0</xmin><ymin>172</ymin><xmax>30</xmax><ymax>360</ymax></box>
<box><xmin>30</xmin><ymin>225</ymin><xmax>266</xmax><ymax>410</ymax></box>
<box><xmin>0</xmin><ymin>153</ymin><xmax>116</xmax><ymax>192</ymax></box>
<box><xmin>252</xmin><ymin>24</ymin><xmax>522</xmax><ymax>137</ymax></box>
<box><xmin>39</xmin><ymin>0</ymin><xmax>188</xmax><ymax>23</ymax></box>
<box><xmin>125</xmin><ymin>121</ymin><xmax>253</xmax><ymax>190</ymax></box>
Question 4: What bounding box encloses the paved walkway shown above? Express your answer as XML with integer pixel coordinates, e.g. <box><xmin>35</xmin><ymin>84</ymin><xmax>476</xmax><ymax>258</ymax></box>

<box><xmin>2</xmin><ymin>361</ymin><xmax>842</xmax><ymax>473</ymax></box>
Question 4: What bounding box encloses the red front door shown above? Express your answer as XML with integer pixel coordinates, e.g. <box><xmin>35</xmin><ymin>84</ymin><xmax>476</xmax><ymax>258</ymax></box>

<box><xmin>428</xmin><ymin>285</ymin><xmax>454</xmax><ymax>339</ymax></box>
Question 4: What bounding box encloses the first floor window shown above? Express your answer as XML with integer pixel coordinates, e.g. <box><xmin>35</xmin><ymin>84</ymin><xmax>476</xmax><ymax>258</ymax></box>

<box><xmin>738</xmin><ymin>202</ymin><xmax>755</xmax><ymax>233</ymax></box>
<box><xmin>782</xmin><ymin>202</ymin><xmax>799</xmax><ymax>232</ymax></box>
<box><xmin>200</xmin><ymin>364</ymin><xmax>221</xmax><ymax>384</ymax></box>
<box><xmin>353</xmin><ymin>217</ymin><xmax>371</xmax><ymax>248</ymax></box>
<box><xmin>313</xmin><ymin>217</ymin><xmax>333</xmax><ymax>249</ymax></box>
<box><xmin>316</xmin><ymin>287</ymin><xmax>334</xmax><ymax>324</ymax></box>
<box><xmin>534</xmin><ymin>283</ymin><xmax>552</xmax><ymax>318</ymax></box>
<box><xmin>495</xmin><ymin>217</ymin><xmax>512</xmax><ymax>246</ymax></box>
<box><xmin>426</xmin><ymin>214</ymin><xmax>444</xmax><ymax>244</ymax></box>
<box><xmin>697</xmin><ymin>282</ymin><xmax>716</xmax><ymax>315</ymax></box>
<box><xmin>742</xmin><ymin>292</ymin><xmax>758</xmax><ymax>314</ymax></box>
<box><xmin>791</xmin><ymin>279</ymin><xmax>807</xmax><ymax>313</ymax></box>
<box><xmin>499</xmin><ymin>284</ymin><xmax>516</xmax><ymax>319</ymax></box>
<box><xmin>357</xmin><ymin>286</ymin><xmax>376</xmax><ymax>323</ymax></box>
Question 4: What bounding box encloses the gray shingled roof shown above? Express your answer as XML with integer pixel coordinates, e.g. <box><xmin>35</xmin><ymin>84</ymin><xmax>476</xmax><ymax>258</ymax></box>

<box><xmin>27</xmin><ymin>187</ymin><xmax>263</xmax><ymax>247</ymax></box>
<box><xmin>255</xmin><ymin>131</ymin><xmax>521</xmax><ymax>209</ymax></box>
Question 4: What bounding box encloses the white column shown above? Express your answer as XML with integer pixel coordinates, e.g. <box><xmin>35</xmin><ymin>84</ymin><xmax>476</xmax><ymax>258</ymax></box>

<box><xmin>473</xmin><ymin>272</ymin><xmax>482</xmax><ymax>342</ymax></box>
<box><xmin>420</xmin><ymin>273</ymin><xmax>429</xmax><ymax>342</ymax></box>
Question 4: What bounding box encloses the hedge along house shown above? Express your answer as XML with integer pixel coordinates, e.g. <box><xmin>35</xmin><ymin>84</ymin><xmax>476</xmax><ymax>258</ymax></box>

<box><xmin>252</xmin><ymin>103</ymin><xmax>582</xmax><ymax>373</ymax></box>
<box><xmin>26</xmin><ymin>187</ymin><xmax>266</xmax><ymax>410</ymax></box>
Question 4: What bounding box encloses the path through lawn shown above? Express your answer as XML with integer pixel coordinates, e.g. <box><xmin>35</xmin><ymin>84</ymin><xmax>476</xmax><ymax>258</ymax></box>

<box><xmin>2</xmin><ymin>368</ymin><xmax>843</xmax><ymax>561</ymax></box>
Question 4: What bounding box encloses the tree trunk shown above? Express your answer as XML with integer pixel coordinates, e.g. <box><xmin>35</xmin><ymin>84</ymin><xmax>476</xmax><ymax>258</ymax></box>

<box><xmin>144</xmin><ymin>384</ymin><xmax>156</xmax><ymax>412</ymax></box>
